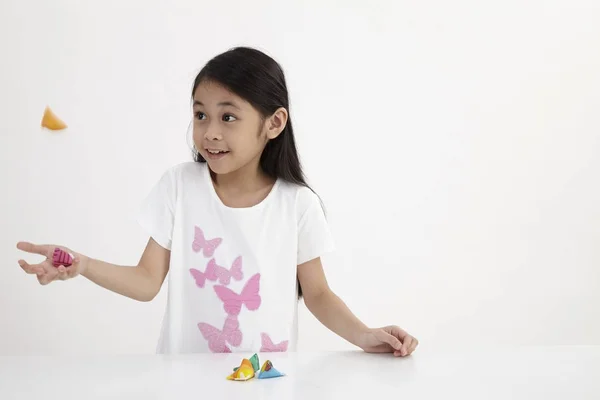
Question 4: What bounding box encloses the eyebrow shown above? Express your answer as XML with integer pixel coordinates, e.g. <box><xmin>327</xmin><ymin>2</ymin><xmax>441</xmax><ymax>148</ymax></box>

<box><xmin>193</xmin><ymin>100</ymin><xmax>241</xmax><ymax>111</ymax></box>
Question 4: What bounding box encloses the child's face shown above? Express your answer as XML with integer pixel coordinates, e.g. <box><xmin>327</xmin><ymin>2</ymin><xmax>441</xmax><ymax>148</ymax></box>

<box><xmin>192</xmin><ymin>80</ymin><xmax>269</xmax><ymax>176</ymax></box>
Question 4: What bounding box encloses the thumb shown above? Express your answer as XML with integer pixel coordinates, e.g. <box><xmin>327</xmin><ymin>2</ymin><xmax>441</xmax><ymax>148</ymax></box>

<box><xmin>17</xmin><ymin>242</ymin><xmax>52</xmax><ymax>257</ymax></box>
<box><xmin>375</xmin><ymin>329</ymin><xmax>402</xmax><ymax>350</ymax></box>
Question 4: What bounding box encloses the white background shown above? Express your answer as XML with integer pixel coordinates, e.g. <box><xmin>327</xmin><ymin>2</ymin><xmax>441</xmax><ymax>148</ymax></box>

<box><xmin>0</xmin><ymin>0</ymin><xmax>598</xmax><ymax>356</ymax></box>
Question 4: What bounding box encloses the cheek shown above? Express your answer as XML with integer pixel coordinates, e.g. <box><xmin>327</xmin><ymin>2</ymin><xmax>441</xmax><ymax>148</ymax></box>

<box><xmin>192</xmin><ymin>124</ymin><xmax>204</xmax><ymax>142</ymax></box>
<box><xmin>236</xmin><ymin>133</ymin><xmax>263</xmax><ymax>152</ymax></box>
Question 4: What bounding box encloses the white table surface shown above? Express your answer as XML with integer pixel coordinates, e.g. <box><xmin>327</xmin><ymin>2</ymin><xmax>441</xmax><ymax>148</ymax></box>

<box><xmin>1</xmin><ymin>346</ymin><xmax>599</xmax><ymax>399</ymax></box>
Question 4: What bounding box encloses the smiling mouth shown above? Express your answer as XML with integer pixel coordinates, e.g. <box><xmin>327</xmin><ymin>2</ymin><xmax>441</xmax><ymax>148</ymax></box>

<box><xmin>205</xmin><ymin>149</ymin><xmax>230</xmax><ymax>160</ymax></box>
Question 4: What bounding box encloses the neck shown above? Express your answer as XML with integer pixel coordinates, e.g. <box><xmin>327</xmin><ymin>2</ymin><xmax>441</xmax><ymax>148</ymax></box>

<box><xmin>211</xmin><ymin>159</ymin><xmax>273</xmax><ymax>193</ymax></box>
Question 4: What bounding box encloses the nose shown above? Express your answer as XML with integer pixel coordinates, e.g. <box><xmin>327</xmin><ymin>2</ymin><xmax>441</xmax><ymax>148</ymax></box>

<box><xmin>204</xmin><ymin>121</ymin><xmax>223</xmax><ymax>141</ymax></box>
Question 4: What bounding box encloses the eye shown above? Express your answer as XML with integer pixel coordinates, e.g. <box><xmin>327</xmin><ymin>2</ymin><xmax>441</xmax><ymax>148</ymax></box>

<box><xmin>195</xmin><ymin>112</ymin><xmax>206</xmax><ymax>121</ymax></box>
<box><xmin>223</xmin><ymin>114</ymin><xmax>237</xmax><ymax>122</ymax></box>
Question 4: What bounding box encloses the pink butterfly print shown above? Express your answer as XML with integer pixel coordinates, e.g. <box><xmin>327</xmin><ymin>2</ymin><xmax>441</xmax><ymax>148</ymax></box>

<box><xmin>198</xmin><ymin>315</ymin><xmax>243</xmax><ymax>353</ymax></box>
<box><xmin>189</xmin><ymin>260</ymin><xmax>218</xmax><ymax>288</ymax></box>
<box><xmin>214</xmin><ymin>273</ymin><xmax>261</xmax><ymax>316</ymax></box>
<box><xmin>210</xmin><ymin>256</ymin><xmax>244</xmax><ymax>286</ymax></box>
<box><xmin>192</xmin><ymin>226</ymin><xmax>222</xmax><ymax>257</ymax></box>
<box><xmin>260</xmin><ymin>333</ymin><xmax>288</xmax><ymax>352</ymax></box>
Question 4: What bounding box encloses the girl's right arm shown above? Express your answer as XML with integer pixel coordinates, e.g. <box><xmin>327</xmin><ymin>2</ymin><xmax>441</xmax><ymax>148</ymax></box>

<box><xmin>17</xmin><ymin>238</ymin><xmax>169</xmax><ymax>302</ymax></box>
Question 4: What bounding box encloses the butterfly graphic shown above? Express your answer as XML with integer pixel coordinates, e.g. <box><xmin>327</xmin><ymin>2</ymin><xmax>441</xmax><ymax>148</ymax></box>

<box><xmin>198</xmin><ymin>315</ymin><xmax>242</xmax><ymax>353</ymax></box>
<box><xmin>189</xmin><ymin>261</ymin><xmax>218</xmax><ymax>288</ymax></box>
<box><xmin>210</xmin><ymin>256</ymin><xmax>243</xmax><ymax>286</ymax></box>
<box><xmin>214</xmin><ymin>273</ymin><xmax>261</xmax><ymax>316</ymax></box>
<box><xmin>260</xmin><ymin>333</ymin><xmax>288</xmax><ymax>352</ymax></box>
<box><xmin>192</xmin><ymin>226</ymin><xmax>222</xmax><ymax>257</ymax></box>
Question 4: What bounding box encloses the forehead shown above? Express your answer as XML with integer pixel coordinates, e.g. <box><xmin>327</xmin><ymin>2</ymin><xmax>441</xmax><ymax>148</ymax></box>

<box><xmin>193</xmin><ymin>80</ymin><xmax>247</xmax><ymax>107</ymax></box>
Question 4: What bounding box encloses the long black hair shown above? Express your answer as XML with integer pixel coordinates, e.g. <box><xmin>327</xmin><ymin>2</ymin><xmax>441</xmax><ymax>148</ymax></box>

<box><xmin>191</xmin><ymin>46</ymin><xmax>308</xmax><ymax>188</ymax></box>
<box><xmin>191</xmin><ymin>47</ymin><xmax>313</xmax><ymax>297</ymax></box>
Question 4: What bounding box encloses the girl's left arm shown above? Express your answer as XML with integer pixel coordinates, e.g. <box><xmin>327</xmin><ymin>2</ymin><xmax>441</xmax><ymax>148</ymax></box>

<box><xmin>298</xmin><ymin>257</ymin><xmax>419</xmax><ymax>357</ymax></box>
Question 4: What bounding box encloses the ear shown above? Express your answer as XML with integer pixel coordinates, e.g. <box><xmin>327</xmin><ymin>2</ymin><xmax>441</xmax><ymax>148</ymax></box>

<box><xmin>266</xmin><ymin>107</ymin><xmax>288</xmax><ymax>140</ymax></box>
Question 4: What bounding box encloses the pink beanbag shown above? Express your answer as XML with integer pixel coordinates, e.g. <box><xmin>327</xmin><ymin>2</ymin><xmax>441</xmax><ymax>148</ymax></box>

<box><xmin>52</xmin><ymin>248</ymin><xmax>73</xmax><ymax>267</ymax></box>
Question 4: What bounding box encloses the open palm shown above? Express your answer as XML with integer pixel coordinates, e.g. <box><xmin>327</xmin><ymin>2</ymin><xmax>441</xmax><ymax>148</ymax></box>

<box><xmin>17</xmin><ymin>242</ymin><xmax>84</xmax><ymax>285</ymax></box>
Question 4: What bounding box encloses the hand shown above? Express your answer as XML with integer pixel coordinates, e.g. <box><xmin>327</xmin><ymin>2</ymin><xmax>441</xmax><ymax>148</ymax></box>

<box><xmin>358</xmin><ymin>325</ymin><xmax>419</xmax><ymax>357</ymax></box>
<box><xmin>17</xmin><ymin>242</ymin><xmax>88</xmax><ymax>285</ymax></box>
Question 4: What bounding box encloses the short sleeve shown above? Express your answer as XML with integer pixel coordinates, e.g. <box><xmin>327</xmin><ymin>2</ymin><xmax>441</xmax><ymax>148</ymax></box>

<box><xmin>136</xmin><ymin>168</ymin><xmax>177</xmax><ymax>250</ymax></box>
<box><xmin>296</xmin><ymin>187</ymin><xmax>335</xmax><ymax>265</ymax></box>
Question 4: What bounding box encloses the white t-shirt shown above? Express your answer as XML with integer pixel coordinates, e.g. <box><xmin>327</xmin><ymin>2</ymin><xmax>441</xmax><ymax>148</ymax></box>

<box><xmin>136</xmin><ymin>161</ymin><xmax>334</xmax><ymax>354</ymax></box>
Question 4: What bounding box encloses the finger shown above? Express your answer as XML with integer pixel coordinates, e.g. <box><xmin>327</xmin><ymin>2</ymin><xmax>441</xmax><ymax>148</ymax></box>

<box><xmin>18</xmin><ymin>259</ymin><xmax>44</xmax><ymax>275</ymax></box>
<box><xmin>67</xmin><ymin>257</ymin><xmax>81</xmax><ymax>278</ymax></box>
<box><xmin>61</xmin><ymin>258</ymin><xmax>80</xmax><ymax>279</ymax></box>
<box><xmin>58</xmin><ymin>265</ymin><xmax>73</xmax><ymax>281</ymax></box>
<box><xmin>17</xmin><ymin>242</ymin><xmax>51</xmax><ymax>257</ymax></box>
<box><xmin>56</xmin><ymin>265</ymin><xmax>68</xmax><ymax>280</ymax></box>
<box><xmin>408</xmin><ymin>338</ymin><xmax>419</xmax><ymax>354</ymax></box>
<box><xmin>401</xmin><ymin>336</ymin><xmax>413</xmax><ymax>356</ymax></box>
<box><xmin>38</xmin><ymin>266</ymin><xmax>59</xmax><ymax>285</ymax></box>
<box><xmin>375</xmin><ymin>330</ymin><xmax>402</xmax><ymax>351</ymax></box>
<box><xmin>38</xmin><ymin>273</ymin><xmax>52</xmax><ymax>285</ymax></box>
<box><xmin>39</xmin><ymin>272</ymin><xmax>57</xmax><ymax>285</ymax></box>
<box><xmin>388</xmin><ymin>325</ymin><xmax>409</xmax><ymax>340</ymax></box>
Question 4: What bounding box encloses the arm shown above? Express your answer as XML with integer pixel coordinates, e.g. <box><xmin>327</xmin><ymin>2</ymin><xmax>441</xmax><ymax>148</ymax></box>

<box><xmin>293</xmin><ymin>188</ymin><xmax>418</xmax><ymax>356</ymax></box>
<box><xmin>81</xmin><ymin>238</ymin><xmax>170</xmax><ymax>302</ymax></box>
<box><xmin>297</xmin><ymin>257</ymin><xmax>419</xmax><ymax>356</ymax></box>
<box><xmin>17</xmin><ymin>238</ymin><xmax>170</xmax><ymax>302</ymax></box>
<box><xmin>297</xmin><ymin>257</ymin><xmax>370</xmax><ymax>348</ymax></box>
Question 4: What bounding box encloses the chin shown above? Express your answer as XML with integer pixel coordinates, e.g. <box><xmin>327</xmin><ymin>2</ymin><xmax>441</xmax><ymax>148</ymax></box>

<box><xmin>205</xmin><ymin>159</ymin><xmax>237</xmax><ymax>176</ymax></box>
<box><xmin>205</xmin><ymin>161</ymin><xmax>228</xmax><ymax>175</ymax></box>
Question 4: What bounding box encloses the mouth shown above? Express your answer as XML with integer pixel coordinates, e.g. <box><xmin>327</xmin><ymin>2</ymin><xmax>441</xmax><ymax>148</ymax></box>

<box><xmin>204</xmin><ymin>149</ymin><xmax>230</xmax><ymax>160</ymax></box>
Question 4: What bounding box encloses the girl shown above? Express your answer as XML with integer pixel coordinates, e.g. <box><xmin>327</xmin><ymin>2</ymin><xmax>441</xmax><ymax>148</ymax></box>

<box><xmin>17</xmin><ymin>47</ymin><xmax>418</xmax><ymax>357</ymax></box>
